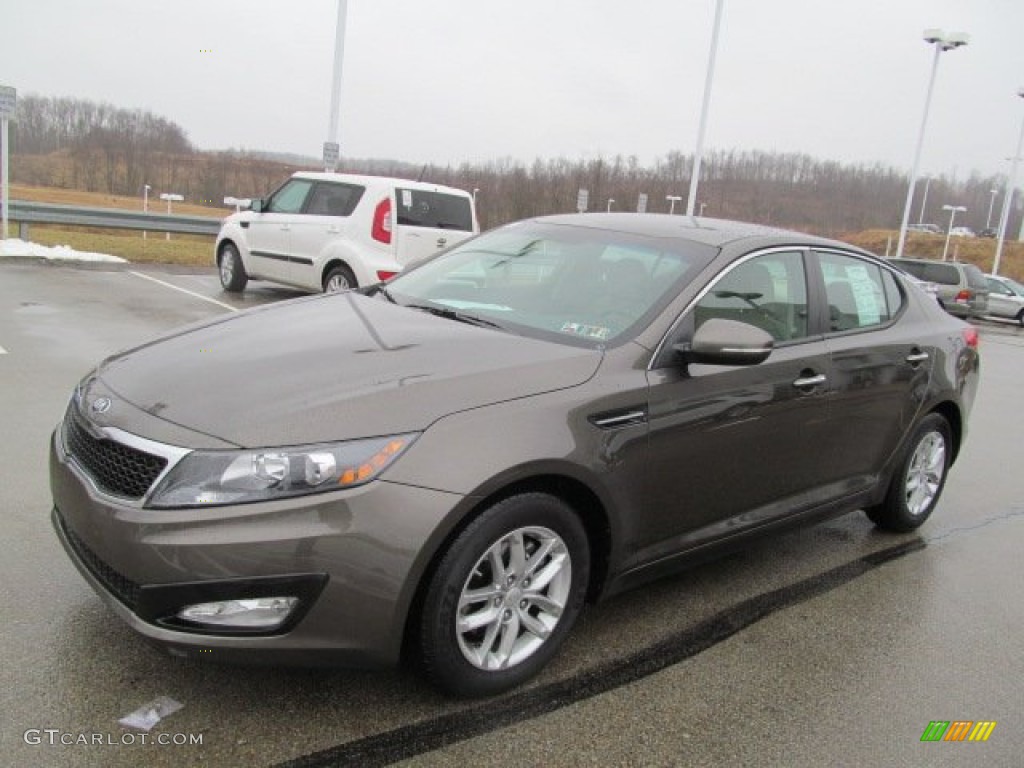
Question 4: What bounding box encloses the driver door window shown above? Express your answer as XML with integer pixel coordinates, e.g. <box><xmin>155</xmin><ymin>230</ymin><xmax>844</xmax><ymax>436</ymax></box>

<box><xmin>694</xmin><ymin>251</ymin><xmax>808</xmax><ymax>342</ymax></box>
<box><xmin>266</xmin><ymin>179</ymin><xmax>313</xmax><ymax>214</ymax></box>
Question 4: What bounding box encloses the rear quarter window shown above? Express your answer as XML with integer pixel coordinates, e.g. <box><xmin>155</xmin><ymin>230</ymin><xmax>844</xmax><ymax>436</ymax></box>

<box><xmin>395</xmin><ymin>189</ymin><xmax>473</xmax><ymax>232</ymax></box>
<box><xmin>921</xmin><ymin>263</ymin><xmax>959</xmax><ymax>285</ymax></box>
<box><xmin>963</xmin><ymin>265</ymin><xmax>989</xmax><ymax>290</ymax></box>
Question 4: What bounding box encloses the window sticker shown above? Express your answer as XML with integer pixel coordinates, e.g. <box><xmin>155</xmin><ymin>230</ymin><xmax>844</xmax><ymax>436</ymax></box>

<box><xmin>401</xmin><ymin>189</ymin><xmax>413</xmax><ymax>208</ymax></box>
<box><xmin>560</xmin><ymin>321</ymin><xmax>611</xmax><ymax>340</ymax></box>
<box><xmin>845</xmin><ymin>265</ymin><xmax>882</xmax><ymax>325</ymax></box>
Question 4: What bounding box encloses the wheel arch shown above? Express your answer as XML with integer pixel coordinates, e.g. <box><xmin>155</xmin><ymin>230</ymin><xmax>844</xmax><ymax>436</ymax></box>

<box><xmin>399</xmin><ymin>471</ymin><xmax>613</xmax><ymax>664</ymax></box>
<box><xmin>929</xmin><ymin>399</ymin><xmax>963</xmax><ymax>464</ymax></box>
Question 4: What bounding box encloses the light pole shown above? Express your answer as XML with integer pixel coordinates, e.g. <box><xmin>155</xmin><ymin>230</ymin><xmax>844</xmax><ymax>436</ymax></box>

<box><xmin>699</xmin><ymin>202</ymin><xmax>707</xmax><ymax>217</ymax></box>
<box><xmin>606</xmin><ymin>198</ymin><xmax>615</xmax><ymax>213</ymax></box>
<box><xmin>686</xmin><ymin>0</ymin><xmax>725</xmax><ymax>217</ymax></box>
<box><xmin>324</xmin><ymin>0</ymin><xmax>348</xmax><ymax>172</ymax></box>
<box><xmin>993</xmin><ymin>88</ymin><xmax>1024</xmax><ymax>275</ymax></box>
<box><xmin>941</xmin><ymin>204</ymin><xmax>966</xmax><ymax>261</ymax></box>
<box><xmin>917</xmin><ymin>176</ymin><xmax>931</xmax><ymax>226</ymax></box>
<box><xmin>986</xmin><ymin>188</ymin><xmax>999</xmax><ymax>229</ymax></box>
<box><xmin>472</xmin><ymin>188</ymin><xmax>479</xmax><ymax>202</ymax></box>
<box><xmin>895</xmin><ymin>29</ymin><xmax>969</xmax><ymax>258</ymax></box>
<box><xmin>160</xmin><ymin>192</ymin><xmax>183</xmax><ymax>241</ymax></box>
<box><xmin>666</xmin><ymin>195</ymin><xmax>682</xmax><ymax>214</ymax></box>
<box><xmin>142</xmin><ymin>184</ymin><xmax>151</xmax><ymax>240</ymax></box>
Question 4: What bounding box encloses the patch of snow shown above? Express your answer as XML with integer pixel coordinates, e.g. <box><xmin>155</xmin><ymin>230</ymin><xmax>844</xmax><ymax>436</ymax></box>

<box><xmin>0</xmin><ymin>238</ymin><xmax>126</xmax><ymax>263</ymax></box>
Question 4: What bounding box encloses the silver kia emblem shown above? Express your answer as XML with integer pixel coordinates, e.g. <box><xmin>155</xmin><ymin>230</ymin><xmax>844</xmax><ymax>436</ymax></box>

<box><xmin>90</xmin><ymin>397</ymin><xmax>112</xmax><ymax>414</ymax></box>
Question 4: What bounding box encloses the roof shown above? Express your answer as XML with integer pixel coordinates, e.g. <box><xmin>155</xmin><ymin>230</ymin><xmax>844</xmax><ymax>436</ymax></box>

<box><xmin>291</xmin><ymin>171</ymin><xmax>472</xmax><ymax>196</ymax></box>
<box><xmin>533</xmin><ymin>213</ymin><xmax>868</xmax><ymax>253</ymax></box>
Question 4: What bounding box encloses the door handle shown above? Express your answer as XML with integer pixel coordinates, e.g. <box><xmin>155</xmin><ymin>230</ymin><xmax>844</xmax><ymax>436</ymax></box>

<box><xmin>327</xmin><ymin>227</ymin><xmax>340</xmax><ymax>234</ymax></box>
<box><xmin>280</xmin><ymin>224</ymin><xmax>291</xmax><ymax>231</ymax></box>
<box><xmin>906</xmin><ymin>350</ymin><xmax>929</xmax><ymax>364</ymax></box>
<box><xmin>792</xmin><ymin>373</ymin><xmax>827</xmax><ymax>388</ymax></box>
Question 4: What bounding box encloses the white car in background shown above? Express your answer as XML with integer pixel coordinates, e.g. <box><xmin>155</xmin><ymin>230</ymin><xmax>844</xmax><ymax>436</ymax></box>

<box><xmin>215</xmin><ymin>172</ymin><xmax>479</xmax><ymax>293</ymax></box>
<box><xmin>985</xmin><ymin>274</ymin><xmax>1024</xmax><ymax>326</ymax></box>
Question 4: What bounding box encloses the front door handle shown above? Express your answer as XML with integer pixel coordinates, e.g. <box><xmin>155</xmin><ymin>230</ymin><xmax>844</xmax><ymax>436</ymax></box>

<box><xmin>906</xmin><ymin>350</ymin><xmax>929</xmax><ymax>365</ymax></box>
<box><xmin>792</xmin><ymin>373</ymin><xmax>827</xmax><ymax>388</ymax></box>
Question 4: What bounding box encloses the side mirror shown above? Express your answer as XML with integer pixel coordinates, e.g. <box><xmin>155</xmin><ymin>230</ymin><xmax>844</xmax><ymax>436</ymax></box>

<box><xmin>674</xmin><ymin>318</ymin><xmax>773</xmax><ymax>366</ymax></box>
<box><xmin>250</xmin><ymin>198</ymin><xmax>264</xmax><ymax>213</ymax></box>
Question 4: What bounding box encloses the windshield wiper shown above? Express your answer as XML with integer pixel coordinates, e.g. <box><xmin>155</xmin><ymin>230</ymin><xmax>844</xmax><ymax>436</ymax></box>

<box><xmin>405</xmin><ymin>303</ymin><xmax>503</xmax><ymax>329</ymax></box>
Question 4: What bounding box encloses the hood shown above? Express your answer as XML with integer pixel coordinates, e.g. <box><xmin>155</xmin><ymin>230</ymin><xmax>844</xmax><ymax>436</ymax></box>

<box><xmin>95</xmin><ymin>292</ymin><xmax>601</xmax><ymax>447</ymax></box>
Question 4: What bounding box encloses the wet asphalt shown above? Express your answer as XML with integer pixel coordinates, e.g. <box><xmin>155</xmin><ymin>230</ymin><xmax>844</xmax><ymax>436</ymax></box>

<box><xmin>1</xmin><ymin>260</ymin><xmax>1021</xmax><ymax>767</ymax></box>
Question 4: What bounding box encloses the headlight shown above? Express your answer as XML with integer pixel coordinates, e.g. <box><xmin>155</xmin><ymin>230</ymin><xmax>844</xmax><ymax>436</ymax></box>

<box><xmin>147</xmin><ymin>434</ymin><xmax>418</xmax><ymax>508</ymax></box>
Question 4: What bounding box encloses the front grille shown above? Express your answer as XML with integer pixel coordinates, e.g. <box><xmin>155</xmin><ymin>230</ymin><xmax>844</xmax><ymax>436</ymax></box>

<box><xmin>64</xmin><ymin>409</ymin><xmax>167</xmax><ymax>500</ymax></box>
<box><xmin>56</xmin><ymin>510</ymin><xmax>140</xmax><ymax>611</ymax></box>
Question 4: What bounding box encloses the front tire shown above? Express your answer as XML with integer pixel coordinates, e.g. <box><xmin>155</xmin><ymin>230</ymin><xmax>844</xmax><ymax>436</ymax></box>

<box><xmin>419</xmin><ymin>493</ymin><xmax>590</xmax><ymax>698</ymax></box>
<box><xmin>218</xmin><ymin>243</ymin><xmax>248</xmax><ymax>292</ymax></box>
<box><xmin>866</xmin><ymin>413</ymin><xmax>952</xmax><ymax>532</ymax></box>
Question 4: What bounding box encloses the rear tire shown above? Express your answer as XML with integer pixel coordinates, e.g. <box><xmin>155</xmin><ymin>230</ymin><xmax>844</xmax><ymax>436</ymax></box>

<box><xmin>218</xmin><ymin>243</ymin><xmax>248</xmax><ymax>293</ymax></box>
<box><xmin>866</xmin><ymin>413</ymin><xmax>952</xmax><ymax>532</ymax></box>
<box><xmin>419</xmin><ymin>493</ymin><xmax>589</xmax><ymax>698</ymax></box>
<box><xmin>323</xmin><ymin>264</ymin><xmax>357</xmax><ymax>293</ymax></box>
<box><xmin>1016</xmin><ymin>309</ymin><xmax>1024</xmax><ymax>328</ymax></box>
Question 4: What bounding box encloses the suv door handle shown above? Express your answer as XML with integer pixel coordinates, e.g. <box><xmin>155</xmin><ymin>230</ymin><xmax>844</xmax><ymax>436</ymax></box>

<box><xmin>906</xmin><ymin>350</ymin><xmax>929</xmax><ymax>365</ymax></box>
<box><xmin>792</xmin><ymin>373</ymin><xmax>827</xmax><ymax>388</ymax></box>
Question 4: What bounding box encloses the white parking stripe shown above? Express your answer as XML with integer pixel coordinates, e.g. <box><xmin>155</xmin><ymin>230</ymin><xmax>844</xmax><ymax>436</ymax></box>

<box><xmin>128</xmin><ymin>271</ymin><xmax>238</xmax><ymax>312</ymax></box>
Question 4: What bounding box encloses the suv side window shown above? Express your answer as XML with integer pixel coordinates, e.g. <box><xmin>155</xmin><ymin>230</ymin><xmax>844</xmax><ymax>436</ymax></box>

<box><xmin>305</xmin><ymin>182</ymin><xmax>364</xmax><ymax>217</ymax></box>
<box><xmin>266</xmin><ymin>179</ymin><xmax>313</xmax><ymax>214</ymax></box>
<box><xmin>818</xmin><ymin>251</ymin><xmax>897</xmax><ymax>331</ymax></box>
<box><xmin>921</xmin><ymin>262</ymin><xmax>959</xmax><ymax>285</ymax></box>
<box><xmin>395</xmin><ymin>188</ymin><xmax>473</xmax><ymax>231</ymax></box>
<box><xmin>694</xmin><ymin>251</ymin><xmax>808</xmax><ymax>342</ymax></box>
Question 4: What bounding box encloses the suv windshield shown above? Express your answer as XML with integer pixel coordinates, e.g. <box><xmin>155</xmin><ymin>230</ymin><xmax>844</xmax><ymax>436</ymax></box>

<box><xmin>384</xmin><ymin>222</ymin><xmax>716</xmax><ymax>346</ymax></box>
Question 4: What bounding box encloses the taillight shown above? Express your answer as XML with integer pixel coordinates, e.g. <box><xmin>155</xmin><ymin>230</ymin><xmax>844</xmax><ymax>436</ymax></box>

<box><xmin>954</xmin><ymin>289</ymin><xmax>970</xmax><ymax>304</ymax></box>
<box><xmin>376</xmin><ymin>270</ymin><xmax>398</xmax><ymax>282</ymax></box>
<box><xmin>372</xmin><ymin>198</ymin><xmax>392</xmax><ymax>244</ymax></box>
<box><xmin>962</xmin><ymin>326</ymin><xmax>979</xmax><ymax>349</ymax></box>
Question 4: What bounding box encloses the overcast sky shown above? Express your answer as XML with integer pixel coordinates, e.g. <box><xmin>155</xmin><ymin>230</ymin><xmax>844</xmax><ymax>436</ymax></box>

<box><xmin>3</xmin><ymin>0</ymin><xmax>1023</xmax><ymax>180</ymax></box>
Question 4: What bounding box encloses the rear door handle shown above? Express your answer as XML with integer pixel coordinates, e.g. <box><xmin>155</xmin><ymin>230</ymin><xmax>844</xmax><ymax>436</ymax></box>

<box><xmin>792</xmin><ymin>373</ymin><xmax>827</xmax><ymax>388</ymax></box>
<box><xmin>906</xmin><ymin>350</ymin><xmax>929</xmax><ymax>364</ymax></box>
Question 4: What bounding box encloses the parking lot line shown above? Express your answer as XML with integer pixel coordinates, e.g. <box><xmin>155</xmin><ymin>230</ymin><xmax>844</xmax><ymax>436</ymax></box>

<box><xmin>129</xmin><ymin>270</ymin><xmax>238</xmax><ymax>312</ymax></box>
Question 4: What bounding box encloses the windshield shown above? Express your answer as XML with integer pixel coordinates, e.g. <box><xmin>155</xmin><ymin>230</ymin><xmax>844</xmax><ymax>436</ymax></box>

<box><xmin>383</xmin><ymin>221</ymin><xmax>716</xmax><ymax>346</ymax></box>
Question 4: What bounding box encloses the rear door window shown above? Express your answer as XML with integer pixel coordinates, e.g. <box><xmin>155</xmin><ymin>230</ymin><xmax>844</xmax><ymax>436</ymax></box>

<box><xmin>395</xmin><ymin>189</ymin><xmax>473</xmax><ymax>232</ymax></box>
<box><xmin>818</xmin><ymin>251</ymin><xmax>898</xmax><ymax>331</ymax></box>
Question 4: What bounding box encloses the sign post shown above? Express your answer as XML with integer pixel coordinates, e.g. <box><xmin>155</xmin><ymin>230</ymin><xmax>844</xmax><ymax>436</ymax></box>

<box><xmin>637</xmin><ymin>193</ymin><xmax>648</xmax><ymax>214</ymax></box>
<box><xmin>323</xmin><ymin>141</ymin><xmax>340</xmax><ymax>172</ymax></box>
<box><xmin>576</xmin><ymin>188</ymin><xmax>589</xmax><ymax>214</ymax></box>
<box><xmin>0</xmin><ymin>85</ymin><xmax>15</xmax><ymax>240</ymax></box>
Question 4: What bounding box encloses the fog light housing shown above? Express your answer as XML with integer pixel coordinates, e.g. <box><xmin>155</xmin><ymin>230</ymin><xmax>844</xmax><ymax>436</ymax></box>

<box><xmin>176</xmin><ymin>597</ymin><xmax>298</xmax><ymax>629</ymax></box>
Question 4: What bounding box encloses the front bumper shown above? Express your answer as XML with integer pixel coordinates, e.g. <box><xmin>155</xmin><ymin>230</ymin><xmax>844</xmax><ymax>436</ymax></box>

<box><xmin>50</xmin><ymin>427</ymin><xmax>463</xmax><ymax>667</ymax></box>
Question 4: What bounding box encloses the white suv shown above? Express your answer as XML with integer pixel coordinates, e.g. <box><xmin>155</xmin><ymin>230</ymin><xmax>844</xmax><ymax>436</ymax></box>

<box><xmin>215</xmin><ymin>172</ymin><xmax>479</xmax><ymax>293</ymax></box>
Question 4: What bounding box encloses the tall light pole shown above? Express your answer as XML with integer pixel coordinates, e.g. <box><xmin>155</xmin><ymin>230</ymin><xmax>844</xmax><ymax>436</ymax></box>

<box><xmin>324</xmin><ymin>0</ymin><xmax>348</xmax><ymax>172</ymax></box>
<box><xmin>686</xmin><ymin>0</ymin><xmax>725</xmax><ymax>217</ymax></box>
<box><xmin>917</xmin><ymin>176</ymin><xmax>931</xmax><ymax>226</ymax></box>
<box><xmin>606</xmin><ymin>198</ymin><xmax>615</xmax><ymax>212</ymax></box>
<box><xmin>895</xmin><ymin>29</ymin><xmax>969</xmax><ymax>258</ymax></box>
<box><xmin>985</xmin><ymin>188</ymin><xmax>999</xmax><ymax>229</ymax></box>
<box><xmin>993</xmin><ymin>88</ymin><xmax>1024</xmax><ymax>276</ymax></box>
<box><xmin>941</xmin><ymin>204</ymin><xmax>966</xmax><ymax>261</ymax></box>
<box><xmin>666</xmin><ymin>195</ymin><xmax>682</xmax><ymax>214</ymax></box>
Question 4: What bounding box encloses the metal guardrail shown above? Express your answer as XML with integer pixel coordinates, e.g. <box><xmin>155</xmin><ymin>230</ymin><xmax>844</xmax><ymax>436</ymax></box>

<box><xmin>5</xmin><ymin>200</ymin><xmax>224</xmax><ymax>237</ymax></box>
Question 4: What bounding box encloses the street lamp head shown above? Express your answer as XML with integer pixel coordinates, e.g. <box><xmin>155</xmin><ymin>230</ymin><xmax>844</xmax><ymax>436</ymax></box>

<box><xmin>942</xmin><ymin>32</ymin><xmax>969</xmax><ymax>50</ymax></box>
<box><xmin>923</xmin><ymin>28</ymin><xmax>944</xmax><ymax>44</ymax></box>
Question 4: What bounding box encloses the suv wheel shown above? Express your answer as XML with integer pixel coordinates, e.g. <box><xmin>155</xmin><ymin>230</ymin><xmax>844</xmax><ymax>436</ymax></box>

<box><xmin>324</xmin><ymin>265</ymin><xmax>357</xmax><ymax>293</ymax></box>
<box><xmin>866</xmin><ymin>413</ymin><xmax>951</xmax><ymax>532</ymax></box>
<box><xmin>218</xmin><ymin>243</ymin><xmax>248</xmax><ymax>293</ymax></box>
<box><xmin>419</xmin><ymin>493</ymin><xmax>589</xmax><ymax>698</ymax></box>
